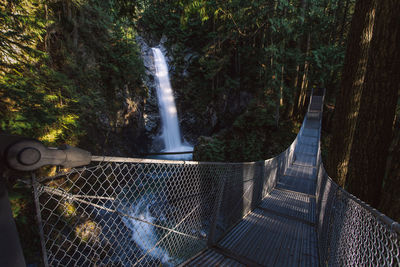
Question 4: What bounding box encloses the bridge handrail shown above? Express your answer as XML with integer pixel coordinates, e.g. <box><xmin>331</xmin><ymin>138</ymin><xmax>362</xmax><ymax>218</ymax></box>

<box><xmin>33</xmin><ymin>118</ymin><xmax>304</xmax><ymax>267</ymax></box>
<box><xmin>316</xmin><ymin>164</ymin><xmax>400</xmax><ymax>266</ymax></box>
<box><xmin>318</xmin><ymin>167</ymin><xmax>400</xmax><ymax>233</ymax></box>
<box><xmin>314</xmin><ymin>88</ymin><xmax>399</xmax><ymax>266</ymax></box>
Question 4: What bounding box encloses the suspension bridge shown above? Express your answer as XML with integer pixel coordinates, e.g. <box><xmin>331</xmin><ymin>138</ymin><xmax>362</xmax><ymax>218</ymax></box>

<box><xmin>19</xmin><ymin>90</ymin><xmax>399</xmax><ymax>266</ymax></box>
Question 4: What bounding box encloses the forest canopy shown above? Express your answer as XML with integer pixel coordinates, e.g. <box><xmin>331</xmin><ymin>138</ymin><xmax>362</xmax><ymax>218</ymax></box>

<box><xmin>1</xmin><ymin>0</ymin><xmax>144</xmax><ymax>149</ymax></box>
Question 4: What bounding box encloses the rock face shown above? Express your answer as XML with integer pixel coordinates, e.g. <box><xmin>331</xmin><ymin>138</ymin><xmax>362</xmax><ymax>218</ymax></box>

<box><xmin>92</xmin><ymin>84</ymin><xmax>149</xmax><ymax>157</ymax></box>
<box><xmin>136</xmin><ymin>36</ymin><xmax>160</xmax><ymax>142</ymax></box>
<box><xmin>164</xmin><ymin>43</ymin><xmax>205</xmax><ymax>144</ymax></box>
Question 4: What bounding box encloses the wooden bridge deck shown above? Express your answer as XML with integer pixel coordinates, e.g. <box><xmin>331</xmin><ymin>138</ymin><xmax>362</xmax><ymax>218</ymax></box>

<box><xmin>184</xmin><ymin>111</ymin><xmax>322</xmax><ymax>266</ymax></box>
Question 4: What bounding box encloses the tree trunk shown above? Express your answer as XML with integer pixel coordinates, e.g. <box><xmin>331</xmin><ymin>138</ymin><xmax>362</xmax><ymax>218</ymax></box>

<box><xmin>379</xmin><ymin>117</ymin><xmax>400</xmax><ymax>222</ymax></box>
<box><xmin>325</xmin><ymin>0</ymin><xmax>345</xmax><ymax>98</ymax></box>
<box><xmin>44</xmin><ymin>3</ymin><xmax>49</xmax><ymax>52</ymax></box>
<box><xmin>326</xmin><ymin>0</ymin><xmax>377</xmax><ymax>187</ymax></box>
<box><xmin>296</xmin><ymin>32</ymin><xmax>311</xmax><ymax>116</ymax></box>
<box><xmin>338</xmin><ymin>0</ymin><xmax>351</xmax><ymax>45</ymax></box>
<box><xmin>288</xmin><ymin>0</ymin><xmax>307</xmax><ymax>118</ymax></box>
<box><xmin>330</xmin><ymin>0</ymin><xmax>343</xmax><ymax>43</ymax></box>
<box><xmin>346</xmin><ymin>0</ymin><xmax>400</xmax><ymax>207</ymax></box>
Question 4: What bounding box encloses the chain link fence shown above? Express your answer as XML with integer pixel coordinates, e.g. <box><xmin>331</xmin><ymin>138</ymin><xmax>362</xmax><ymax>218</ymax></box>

<box><xmin>33</xmin><ymin>151</ymin><xmax>293</xmax><ymax>266</ymax></box>
<box><xmin>316</xmin><ymin>156</ymin><xmax>400</xmax><ymax>266</ymax></box>
<box><xmin>32</xmin><ymin>114</ymin><xmax>305</xmax><ymax>267</ymax></box>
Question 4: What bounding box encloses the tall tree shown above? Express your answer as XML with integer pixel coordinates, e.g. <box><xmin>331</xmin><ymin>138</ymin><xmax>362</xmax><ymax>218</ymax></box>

<box><xmin>379</xmin><ymin>116</ymin><xmax>400</xmax><ymax>221</ymax></box>
<box><xmin>346</xmin><ymin>0</ymin><xmax>400</xmax><ymax>207</ymax></box>
<box><xmin>326</xmin><ymin>0</ymin><xmax>377</xmax><ymax>187</ymax></box>
<box><xmin>290</xmin><ymin>0</ymin><xmax>308</xmax><ymax>119</ymax></box>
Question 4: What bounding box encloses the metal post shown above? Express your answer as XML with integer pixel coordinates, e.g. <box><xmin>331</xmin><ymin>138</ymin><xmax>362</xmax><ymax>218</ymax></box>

<box><xmin>253</xmin><ymin>162</ymin><xmax>265</xmax><ymax>208</ymax></box>
<box><xmin>207</xmin><ymin>169</ymin><xmax>227</xmax><ymax>247</ymax></box>
<box><xmin>32</xmin><ymin>173</ymin><xmax>49</xmax><ymax>267</ymax></box>
<box><xmin>0</xmin><ymin>179</ymin><xmax>26</xmax><ymax>267</ymax></box>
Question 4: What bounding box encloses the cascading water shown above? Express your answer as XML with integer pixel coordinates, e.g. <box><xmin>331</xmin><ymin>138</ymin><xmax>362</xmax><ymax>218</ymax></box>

<box><xmin>152</xmin><ymin>47</ymin><xmax>192</xmax><ymax>160</ymax></box>
<box><xmin>120</xmin><ymin>47</ymin><xmax>193</xmax><ymax>266</ymax></box>
<box><xmin>121</xmin><ymin>197</ymin><xmax>171</xmax><ymax>264</ymax></box>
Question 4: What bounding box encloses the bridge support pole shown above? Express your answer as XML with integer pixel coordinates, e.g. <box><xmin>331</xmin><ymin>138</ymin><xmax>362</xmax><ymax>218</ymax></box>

<box><xmin>0</xmin><ymin>178</ymin><xmax>26</xmax><ymax>267</ymax></box>
<box><xmin>32</xmin><ymin>173</ymin><xmax>49</xmax><ymax>267</ymax></box>
<box><xmin>207</xmin><ymin>173</ymin><xmax>227</xmax><ymax>246</ymax></box>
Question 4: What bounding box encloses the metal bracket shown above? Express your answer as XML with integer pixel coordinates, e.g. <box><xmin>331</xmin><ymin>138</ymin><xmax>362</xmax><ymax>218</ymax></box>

<box><xmin>5</xmin><ymin>139</ymin><xmax>91</xmax><ymax>171</ymax></box>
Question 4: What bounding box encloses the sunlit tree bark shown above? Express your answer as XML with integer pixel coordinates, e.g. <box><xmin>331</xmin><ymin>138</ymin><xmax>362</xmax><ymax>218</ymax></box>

<box><xmin>290</xmin><ymin>0</ymin><xmax>308</xmax><ymax>119</ymax></box>
<box><xmin>327</xmin><ymin>0</ymin><xmax>377</xmax><ymax>186</ymax></box>
<box><xmin>296</xmin><ymin>32</ymin><xmax>311</xmax><ymax>116</ymax></box>
<box><xmin>346</xmin><ymin>0</ymin><xmax>400</xmax><ymax>207</ymax></box>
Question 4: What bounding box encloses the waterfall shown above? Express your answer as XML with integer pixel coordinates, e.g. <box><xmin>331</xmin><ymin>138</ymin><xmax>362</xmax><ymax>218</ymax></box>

<box><xmin>121</xmin><ymin>197</ymin><xmax>171</xmax><ymax>264</ymax></box>
<box><xmin>152</xmin><ymin>47</ymin><xmax>192</xmax><ymax>159</ymax></box>
<box><xmin>119</xmin><ymin>48</ymin><xmax>191</xmax><ymax>266</ymax></box>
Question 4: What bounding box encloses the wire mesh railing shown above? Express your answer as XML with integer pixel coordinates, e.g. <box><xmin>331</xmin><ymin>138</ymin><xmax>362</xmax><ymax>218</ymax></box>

<box><xmin>316</xmin><ymin>165</ymin><xmax>400</xmax><ymax>266</ymax></box>
<box><xmin>311</xmin><ymin>89</ymin><xmax>400</xmax><ymax>266</ymax></box>
<box><xmin>33</xmin><ymin>152</ymin><xmax>290</xmax><ymax>266</ymax></box>
<box><xmin>315</xmin><ymin>142</ymin><xmax>400</xmax><ymax>265</ymax></box>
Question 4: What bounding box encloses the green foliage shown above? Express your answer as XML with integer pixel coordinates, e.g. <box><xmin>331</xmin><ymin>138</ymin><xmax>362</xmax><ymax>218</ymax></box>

<box><xmin>8</xmin><ymin>181</ymin><xmax>42</xmax><ymax>263</ymax></box>
<box><xmin>194</xmin><ymin>102</ymin><xmax>297</xmax><ymax>162</ymax></box>
<box><xmin>0</xmin><ymin>0</ymin><xmax>145</xmax><ymax>147</ymax></box>
<box><xmin>1</xmin><ymin>1</ymin><xmax>147</xmax><ymax>263</ymax></box>
<box><xmin>194</xmin><ymin>136</ymin><xmax>225</xmax><ymax>162</ymax></box>
<box><xmin>0</xmin><ymin>0</ymin><xmax>46</xmax><ymax>70</ymax></box>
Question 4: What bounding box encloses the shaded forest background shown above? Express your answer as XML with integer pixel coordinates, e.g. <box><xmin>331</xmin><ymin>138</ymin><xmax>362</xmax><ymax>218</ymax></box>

<box><xmin>1</xmin><ymin>0</ymin><xmax>399</xmax><ymax>264</ymax></box>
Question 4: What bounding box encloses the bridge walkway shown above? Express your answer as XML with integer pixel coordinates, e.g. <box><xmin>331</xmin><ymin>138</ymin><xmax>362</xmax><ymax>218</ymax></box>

<box><xmin>184</xmin><ymin>97</ymin><xmax>323</xmax><ymax>267</ymax></box>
